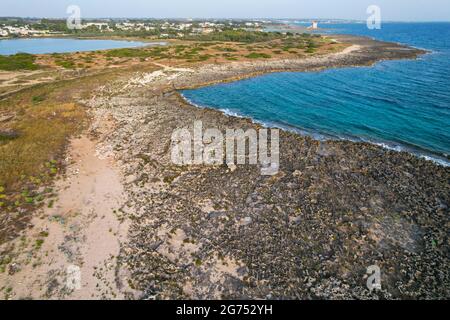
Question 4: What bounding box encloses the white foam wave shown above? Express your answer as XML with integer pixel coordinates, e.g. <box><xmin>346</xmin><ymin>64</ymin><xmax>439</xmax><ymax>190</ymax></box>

<box><xmin>179</xmin><ymin>93</ymin><xmax>450</xmax><ymax>167</ymax></box>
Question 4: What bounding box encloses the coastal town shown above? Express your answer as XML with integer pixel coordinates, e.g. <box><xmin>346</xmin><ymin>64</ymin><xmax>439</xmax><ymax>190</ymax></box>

<box><xmin>0</xmin><ymin>18</ymin><xmax>271</xmax><ymax>39</ymax></box>
<box><xmin>0</xmin><ymin>18</ymin><xmax>325</xmax><ymax>39</ymax></box>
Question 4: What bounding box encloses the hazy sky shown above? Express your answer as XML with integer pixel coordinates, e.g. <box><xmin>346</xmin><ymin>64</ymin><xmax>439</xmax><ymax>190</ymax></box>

<box><xmin>1</xmin><ymin>0</ymin><xmax>449</xmax><ymax>21</ymax></box>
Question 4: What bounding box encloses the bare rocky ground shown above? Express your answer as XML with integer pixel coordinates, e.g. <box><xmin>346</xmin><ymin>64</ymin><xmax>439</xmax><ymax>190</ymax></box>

<box><xmin>82</xmin><ymin>36</ymin><xmax>448</xmax><ymax>299</ymax></box>
<box><xmin>1</xmin><ymin>35</ymin><xmax>448</xmax><ymax>299</ymax></box>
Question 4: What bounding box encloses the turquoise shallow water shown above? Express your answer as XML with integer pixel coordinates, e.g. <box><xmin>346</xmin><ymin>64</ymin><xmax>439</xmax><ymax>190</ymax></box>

<box><xmin>181</xmin><ymin>23</ymin><xmax>450</xmax><ymax>166</ymax></box>
<box><xmin>0</xmin><ymin>38</ymin><xmax>152</xmax><ymax>55</ymax></box>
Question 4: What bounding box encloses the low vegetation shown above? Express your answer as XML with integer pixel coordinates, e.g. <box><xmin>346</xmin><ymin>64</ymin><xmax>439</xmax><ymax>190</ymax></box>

<box><xmin>97</xmin><ymin>33</ymin><xmax>335</xmax><ymax>66</ymax></box>
<box><xmin>0</xmin><ymin>53</ymin><xmax>39</xmax><ymax>71</ymax></box>
<box><xmin>106</xmin><ymin>48</ymin><xmax>153</xmax><ymax>58</ymax></box>
<box><xmin>0</xmin><ymin>66</ymin><xmax>159</xmax><ymax>242</ymax></box>
<box><xmin>245</xmin><ymin>52</ymin><xmax>272</xmax><ymax>59</ymax></box>
<box><xmin>54</xmin><ymin>59</ymin><xmax>76</xmax><ymax>69</ymax></box>
<box><xmin>0</xmin><ymin>33</ymin><xmax>338</xmax><ymax>78</ymax></box>
<box><xmin>186</xmin><ymin>30</ymin><xmax>283</xmax><ymax>43</ymax></box>
<box><xmin>0</xmin><ymin>96</ymin><xmax>85</xmax><ymax>193</ymax></box>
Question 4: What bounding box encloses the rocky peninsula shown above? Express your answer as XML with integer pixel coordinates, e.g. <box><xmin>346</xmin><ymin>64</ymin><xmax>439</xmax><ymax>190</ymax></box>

<box><xmin>1</xmin><ymin>34</ymin><xmax>448</xmax><ymax>300</ymax></box>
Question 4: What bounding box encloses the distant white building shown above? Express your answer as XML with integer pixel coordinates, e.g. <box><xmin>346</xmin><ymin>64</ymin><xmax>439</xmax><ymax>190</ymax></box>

<box><xmin>84</xmin><ymin>22</ymin><xmax>108</xmax><ymax>28</ymax></box>
<box><xmin>202</xmin><ymin>28</ymin><xmax>214</xmax><ymax>34</ymax></box>
<box><xmin>0</xmin><ymin>29</ymin><xmax>8</xmax><ymax>37</ymax></box>
<box><xmin>2</xmin><ymin>25</ymin><xmax>51</xmax><ymax>36</ymax></box>
<box><xmin>199</xmin><ymin>22</ymin><xmax>216</xmax><ymax>27</ymax></box>
<box><xmin>81</xmin><ymin>22</ymin><xmax>112</xmax><ymax>32</ymax></box>
<box><xmin>178</xmin><ymin>23</ymin><xmax>192</xmax><ymax>30</ymax></box>
<box><xmin>308</xmin><ymin>21</ymin><xmax>319</xmax><ymax>29</ymax></box>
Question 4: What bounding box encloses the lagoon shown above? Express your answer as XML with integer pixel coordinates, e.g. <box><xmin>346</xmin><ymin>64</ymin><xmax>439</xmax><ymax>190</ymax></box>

<box><xmin>0</xmin><ymin>38</ymin><xmax>159</xmax><ymax>55</ymax></box>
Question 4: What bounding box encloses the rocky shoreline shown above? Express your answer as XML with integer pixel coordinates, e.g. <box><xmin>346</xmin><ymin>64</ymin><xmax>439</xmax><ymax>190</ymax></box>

<box><xmin>173</xmin><ymin>35</ymin><xmax>428</xmax><ymax>90</ymax></box>
<box><xmin>79</xmin><ymin>34</ymin><xmax>450</xmax><ymax>300</ymax></box>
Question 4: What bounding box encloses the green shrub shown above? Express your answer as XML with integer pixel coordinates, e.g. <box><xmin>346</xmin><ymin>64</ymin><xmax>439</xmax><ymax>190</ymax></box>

<box><xmin>245</xmin><ymin>52</ymin><xmax>272</xmax><ymax>59</ymax></box>
<box><xmin>214</xmin><ymin>46</ymin><xmax>238</xmax><ymax>52</ymax></box>
<box><xmin>188</xmin><ymin>30</ymin><xmax>283</xmax><ymax>43</ymax></box>
<box><xmin>55</xmin><ymin>60</ymin><xmax>76</xmax><ymax>69</ymax></box>
<box><xmin>32</xmin><ymin>95</ymin><xmax>46</xmax><ymax>104</ymax></box>
<box><xmin>0</xmin><ymin>53</ymin><xmax>39</xmax><ymax>71</ymax></box>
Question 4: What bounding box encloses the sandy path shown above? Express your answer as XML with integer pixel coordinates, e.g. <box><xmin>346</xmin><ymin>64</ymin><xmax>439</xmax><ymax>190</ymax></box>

<box><xmin>0</xmin><ymin>135</ymin><xmax>132</xmax><ymax>300</ymax></box>
<box><xmin>0</xmin><ymin>70</ymin><xmax>54</xmax><ymax>88</ymax></box>
<box><xmin>332</xmin><ymin>44</ymin><xmax>362</xmax><ymax>56</ymax></box>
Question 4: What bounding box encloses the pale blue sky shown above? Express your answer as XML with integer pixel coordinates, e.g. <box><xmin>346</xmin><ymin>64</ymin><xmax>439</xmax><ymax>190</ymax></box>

<box><xmin>2</xmin><ymin>0</ymin><xmax>449</xmax><ymax>21</ymax></box>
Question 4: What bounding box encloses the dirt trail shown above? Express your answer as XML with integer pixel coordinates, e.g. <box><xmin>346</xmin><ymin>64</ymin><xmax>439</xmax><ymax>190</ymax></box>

<box><xmin>0</xmin><ymin>135</ymin><xmax>133</xmax><ymax>300</ymax></box>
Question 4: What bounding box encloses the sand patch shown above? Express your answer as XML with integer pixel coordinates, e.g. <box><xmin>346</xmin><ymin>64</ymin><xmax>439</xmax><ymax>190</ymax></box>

<box><xmin>0</xmin><ymin>135</ymin><xmax>132</xmax><ymax>299</ymax></box>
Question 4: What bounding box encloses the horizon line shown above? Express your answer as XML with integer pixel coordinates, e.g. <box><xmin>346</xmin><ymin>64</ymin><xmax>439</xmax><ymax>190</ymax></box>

<box><xmin>1</xmin><ymin>16</ymin><xmax>450</xmax><ymax>23</ymax></box>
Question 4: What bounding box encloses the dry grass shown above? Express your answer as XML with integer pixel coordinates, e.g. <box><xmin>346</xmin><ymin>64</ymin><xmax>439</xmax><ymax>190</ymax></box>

<box><xmin>0</xmin><ymin>63</ymin><xmax>160</xmax><ymax>243</ymax></box>
<box><xmin>0</xmin><ymin>84</ymin><xmax>86</xmax><ymax>241</ymax></box>
<box><xmin>0</xmin><ymin>70</ymin><xmax>117</xmax><ymax>244</ymax></box>
<box><xmin>0</xmin><ymin>84</ymin><xmax>87</xmax><ymax>226</ymax></box>
<box><xmin>0</xmin><ymin>102</ymin><xmax>84</xmax><ymax>190</ymax></box>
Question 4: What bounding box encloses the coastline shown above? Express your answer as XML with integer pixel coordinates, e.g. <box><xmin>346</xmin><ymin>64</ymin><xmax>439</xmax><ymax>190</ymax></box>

<box><xmin>83</xmin><ymin>34</ymin><xmax>448</xmax><ymax>299</ymax></box>
<box><xmin>172</xmin><ymin>34</ymin><xmax>448</xmax><ymax>166</ymax></box>
<box><xmin>1</xmin><ymin>34</ymin><xmax>448</xmax><ymax>300</ymax></box>
<box><xmin>172</xmin><ymin>35</ymin><xmax>427</xmax><ymax>91</ymax></box>
<box><xmin>179</xmin><ymin>93</ymin><xmax>450</xmax><ymax>167</ymax></box>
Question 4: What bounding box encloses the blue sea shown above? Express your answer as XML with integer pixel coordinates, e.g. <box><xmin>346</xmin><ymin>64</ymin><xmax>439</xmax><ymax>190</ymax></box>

<box><xmin>181</xmin><ymin>23</ymin><xmax>450</xmax><ymax>166</ymax></box>
<box><xmin>0</xmin><ymin>38</ymin><xmax>156</xmax><ymax>55</ymax></box>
